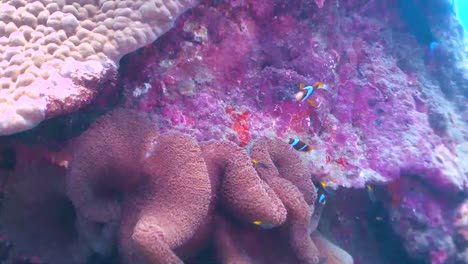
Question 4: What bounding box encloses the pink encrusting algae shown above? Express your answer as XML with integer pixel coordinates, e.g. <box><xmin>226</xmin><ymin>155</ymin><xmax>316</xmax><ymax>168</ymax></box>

<box><xmin>117</xmin><ymin>0</ymin><xmax>467</xmax><ymax>262</ymax></box>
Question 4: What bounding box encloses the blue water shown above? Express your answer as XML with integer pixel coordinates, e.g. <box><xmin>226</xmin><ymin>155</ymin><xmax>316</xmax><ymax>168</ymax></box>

<box><xmin>454</xmin><ymin>0</ymin><xmax>468</xmax><ymax>35</ymax></box>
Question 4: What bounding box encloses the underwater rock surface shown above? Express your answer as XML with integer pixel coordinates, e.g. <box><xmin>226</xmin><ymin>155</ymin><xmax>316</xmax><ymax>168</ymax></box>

<box><xmin>118</xmin><ymin>0</ymin><xmax>467</xmax><ymax>262</ymax></box>
<box><xmin>0</xmin><ymin>0</ymin><xmax>466</xmax><ymax>263</ymax></box>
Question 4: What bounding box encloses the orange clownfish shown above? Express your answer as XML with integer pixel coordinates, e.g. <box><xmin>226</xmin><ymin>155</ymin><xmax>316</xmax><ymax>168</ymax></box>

<box><xmin>295</xmin><ymin>82</ymin><xmax>332</xmax><ymax>106</ymax></box>
<box><xmin>289</xmin><ymin>138</ymin><xmax>312</xmax><ymax>152</ymax></box>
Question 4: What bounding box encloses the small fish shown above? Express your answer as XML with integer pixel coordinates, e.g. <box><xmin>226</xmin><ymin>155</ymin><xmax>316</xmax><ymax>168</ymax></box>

<box><xmin>375</xmin><ymin>216</ymin><xmax>383</xmax><ymax>221</ymax></box>
<box><xmin>318</xmin><ymin>181</ymin><xmax>336</xmax><ymax>195</ymax></box>
<box><xmin>310</xmin><ymin>188</ymin><xmax>328</xmax><ymax>230</ymax></box>
<box><xmin>252</xmin><ymin>159</ymin><xmax>269</xmax><ymax>169</ymax></box>
<box><xmin>295</xmin><ymin>83</ymin><xmax>314</xmax><ymax>103</ymax></box>
<box><xmin>310</xmin><ymin>193</ymin><xmax>326</xmax><ymax>231</ymax></box>
<box><xmin>320</xmin><ymin>181</ymin><xmax>329</xmax><ymax>188</ymax></box>
<box><xmin>295</xmin><ymin>82</ymin><xmax>331</xmax><ymax>106</ymax></box>
<box><xmin>289</xmin><ymin>138</ymin><xmax>312</xmax><ymax>152</ymax></box>
<box><xmin>367</xmin><ymin>184</ymin><xmax>376</xmax><ymax>202</ymax></box>
<box><xmin>253</xmin><ymin>220</ymin><xmax>275</xmax><ymax>229</ymax></box>
<box><xmin>318</xmin><ymin>193</ymin><xmax>327</xmax><ymax>205</ymax></box>
<box><xmin>315</xmin><ymin>181</ymin><xmax>329</xmax><ymax>205</ymax></box>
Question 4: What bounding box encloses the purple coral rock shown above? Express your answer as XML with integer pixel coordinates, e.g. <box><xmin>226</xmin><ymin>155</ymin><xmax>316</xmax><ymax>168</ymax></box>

<box><xmin>116</xmin><ymin>2</ymin><xmax>467</xmax><ymax>261</ymax></box>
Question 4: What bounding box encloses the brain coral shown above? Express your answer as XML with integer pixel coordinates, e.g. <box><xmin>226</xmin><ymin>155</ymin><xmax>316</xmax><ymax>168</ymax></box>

<box><xmin>0</xmin><ymin>0</ymin><xmax>197</xmax><ymax>135</ymax></box>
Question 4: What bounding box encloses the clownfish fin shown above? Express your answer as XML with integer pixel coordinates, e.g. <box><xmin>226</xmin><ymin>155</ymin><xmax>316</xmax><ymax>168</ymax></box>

<box><xmin>319</xmin><ymin>84</ymin><xmax>329</xmax><ymax>90</ymax></box>
<box><xmin>307</xmin><ymin>99</ymin><xmax>316</xmax><ymax>106</ymax></box>
<box><xmin>299</xmin><ymin>82</ymin><xmax>305</xmax><ymax>90</ymax></box>
<box><xmin>295</xmin><ymin>91</ymin><xmax>305</xmax><ymax>101</ymax></box>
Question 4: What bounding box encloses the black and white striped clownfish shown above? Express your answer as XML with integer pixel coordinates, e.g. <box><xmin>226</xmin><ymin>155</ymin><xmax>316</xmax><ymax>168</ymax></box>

<box><xmin>295</xmin><ymin>82</ymin><xmax>332</xmax><ymax>106</ymax></box>
<box><xmin>288</xmin><ymin>138</ymin><xmax>312</xmax><ymax>152</ymax></box>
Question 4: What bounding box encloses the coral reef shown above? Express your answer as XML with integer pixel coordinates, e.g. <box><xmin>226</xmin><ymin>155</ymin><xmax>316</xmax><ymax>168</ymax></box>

<box><xmin>202</xmin><ymin>137</ymin><xmax>352</xmax><ymax>264</ymax></box>
<box><xmin>117</xmin><ymin>0</ymin><xmax>467</xmax><ymax>262</ymax></box>
<box><xmin>0</xmin><ymin>108</ymin><xmax>352</xmax><ymax>263</ymax></box>
<box><xmin>0</xmin><ymin>0</ymin><xmax>198</xmax><ymax>135</ymax></box>
<box><xmin>250</xmin><ymin>137</ymin><xmax>321</xmax><ymax>263</ymax></box>
<box><xmin>205</xmin><ymin>137</ymin><xmax>341</xmax><ymax>264</ymax></box>
<box><xmin>120</xmin><ymin>0</ymin><xmax>466</xmax><ymax>189</ymax></box>
<box><xmin>0</xmin><ymin>0</ymin><xmax>466</xmax><ymax>263</ymax></box>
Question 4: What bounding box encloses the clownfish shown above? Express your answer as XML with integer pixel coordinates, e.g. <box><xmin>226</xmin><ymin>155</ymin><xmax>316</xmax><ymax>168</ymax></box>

<box><xmin>288</xmin><ymin>138</ymin><xmax>312</xmax><ymax>152</ymax></box>
<box><xmin>318</xmin><ymin>181</ymin><xmax>336</xmax><ymax>195</ymax></box>
<box><xmin>310</xmin><ymin>187</ymin><xmax>328</xmax><ymax>232</ymax></box>
<box><xmin>295</xmin><ymin>82</ymin><xmax>331</xmax><ymax>106</ymax></box>
<box><xmin>318</xmin><ymin>193</ymin><xmax>327</xmax><ymax>205</ymax></box>
<box><xmin>253</xmin><ymin>220</ymin><xmax>275</xmax><ymax>229</ymax></box>
<box><xmin>315</xmin><ymin>183</ymin><xmax>329</xmax><ymax>206</ymax></box>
